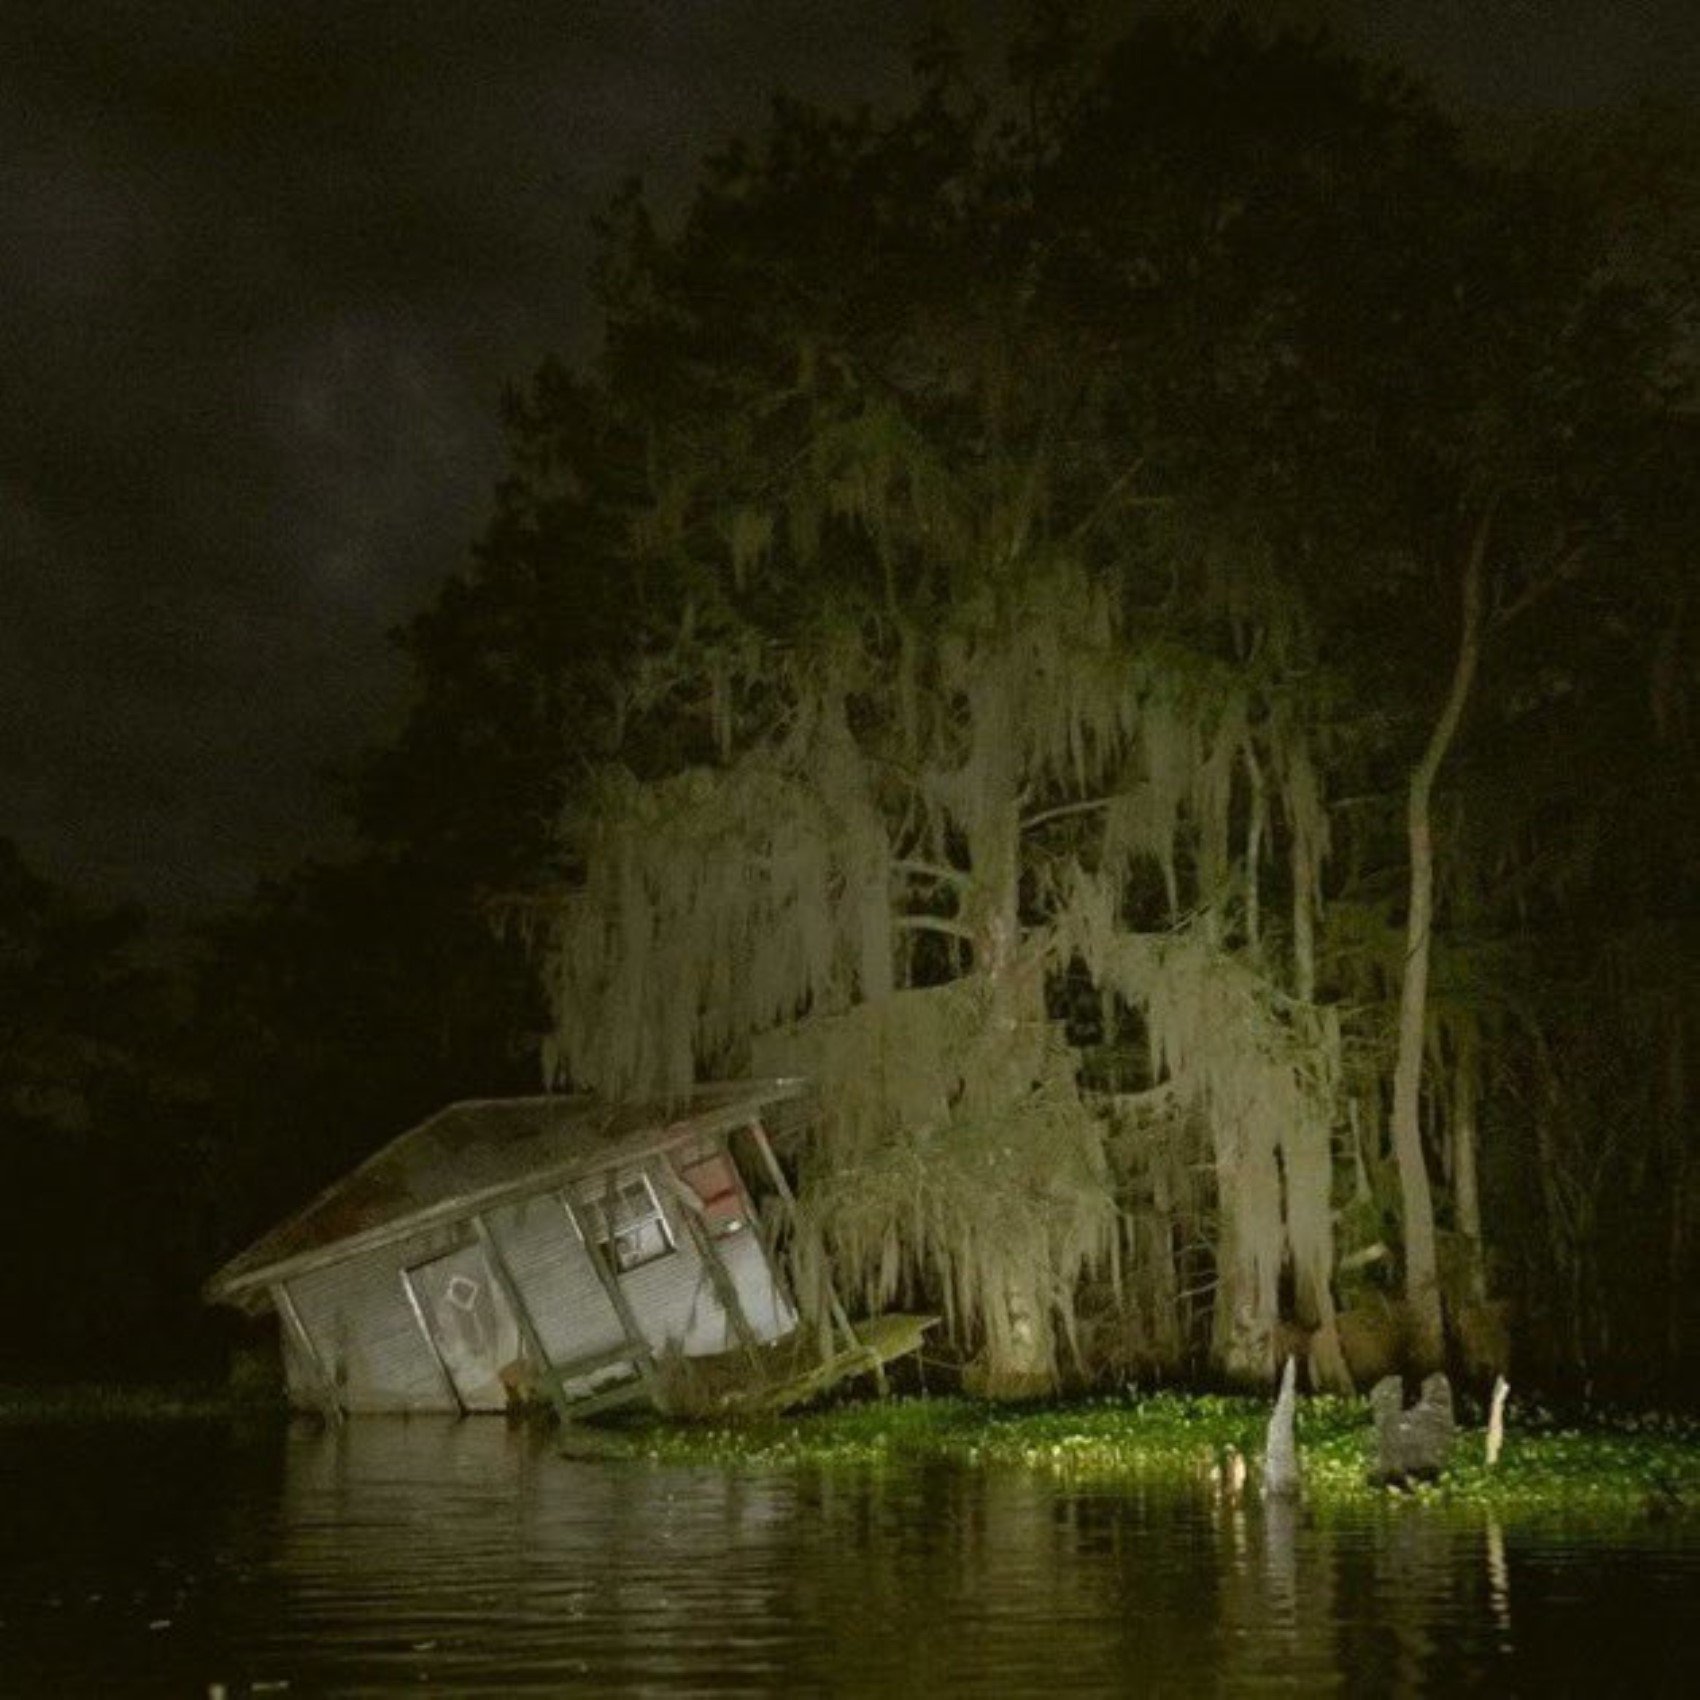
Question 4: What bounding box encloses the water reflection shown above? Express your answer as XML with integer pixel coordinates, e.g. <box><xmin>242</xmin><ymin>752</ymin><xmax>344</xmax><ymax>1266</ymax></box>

<box><xmin>1486</xmin><ymin>1514</ymin><xmax>1512</xmax><ymax>1648</ymax></box>
<box><xmin>1</xmin><ymin>1419</ymin><xmax>1697</xmax><ymax>1695</ymax></box>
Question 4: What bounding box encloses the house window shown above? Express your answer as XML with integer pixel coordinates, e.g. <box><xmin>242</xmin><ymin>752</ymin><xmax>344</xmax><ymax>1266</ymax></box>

<box><xmin>674</xmin><ymin>1148</ymin><xmax>746</xmax><ymax>1237</ymax></box>
<box><xmin>573</xmin><ymin>1172</ymin><xmax>674</xmax><ymax>1273</ymax></box>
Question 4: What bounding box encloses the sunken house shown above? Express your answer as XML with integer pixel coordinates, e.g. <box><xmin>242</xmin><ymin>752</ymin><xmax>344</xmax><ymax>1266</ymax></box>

<box><xmin>206</xmin><ymin>1079</ymin><xmax>924</xmax><ymax>1421</ymax></box>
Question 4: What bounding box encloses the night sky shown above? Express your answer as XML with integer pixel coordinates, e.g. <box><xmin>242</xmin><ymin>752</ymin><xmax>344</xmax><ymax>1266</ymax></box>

<box><xmin>5</xmin><ymin>0</ymin><xmax>1693</xmax><ymax>924</ymax></box>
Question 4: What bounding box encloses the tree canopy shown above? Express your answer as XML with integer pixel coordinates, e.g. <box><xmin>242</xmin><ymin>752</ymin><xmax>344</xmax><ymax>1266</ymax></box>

<box><xmin>118</xmin><ymin>14</ymin><xmax>1691</xmax><ymax>1402</ymax></box>
<box><xmin>368</xmin><ymin>17</ymin><xmax>1694</xmax><ymax>1396</ymax></box>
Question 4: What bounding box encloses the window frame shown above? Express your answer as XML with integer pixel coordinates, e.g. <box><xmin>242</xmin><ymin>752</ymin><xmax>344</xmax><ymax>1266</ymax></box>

<box><xmin>567</xmin><ymin>1168</ymin><xmax>676</xmax><ymax>1275</ymax></box>
<box><xmin>671</xmin><ymin>1143</ymin><xmax>749</xmax><ymax>1238</ymax></box>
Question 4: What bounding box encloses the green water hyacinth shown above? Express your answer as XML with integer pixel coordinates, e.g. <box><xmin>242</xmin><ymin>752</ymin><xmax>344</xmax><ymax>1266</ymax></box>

<box><xmin>587</xmin><ymin>1392</ymin><xmax>1700</xmax><ymax>1524</ymax></box>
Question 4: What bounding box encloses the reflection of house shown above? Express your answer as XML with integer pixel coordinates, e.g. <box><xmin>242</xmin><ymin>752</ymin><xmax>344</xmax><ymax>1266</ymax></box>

<box><xmin>206</xmin><ymin>1079</ymin><xmax>922</xmax><ymax>1420</ymax></box>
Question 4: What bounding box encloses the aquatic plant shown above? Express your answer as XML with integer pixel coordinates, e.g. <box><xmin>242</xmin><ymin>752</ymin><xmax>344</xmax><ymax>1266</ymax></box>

<box><xmin>592</xmin><ymin>1392</ymin><xmax>1700</xmax><ymax>1523</ymax></box>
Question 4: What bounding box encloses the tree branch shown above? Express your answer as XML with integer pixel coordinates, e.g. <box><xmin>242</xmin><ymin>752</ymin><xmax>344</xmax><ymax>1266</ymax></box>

<box><xmin>893</xmin><ymin>915</ymin><xmax>976</xmax><ymax>942</ymax></box>
<box><xmin>1087</xmin><ymin>1081</ymin><xmax>1181</xmax><ymax>1115</ymax></box>
<box><xmin>1410</xmin><ymin>505</ymin><xmax>1493</xmax><ymax>810</ymax></box>
<box><xmin>1066</xmin><ymin>457</ymin><xmax>1171</xmax><ymax>544</ymax></box>
<box><xmin>1488</xmin><ymin>536</ymin><xmax>1588</xmax><ymax>634</ymax></box>
<box><xmin>1020</xmin><ymin>794</ymin><xmax>1126</xmax><ymax>833</ymax></box>
<box><xmin>892</xmin><ymin>858</ymin><xmax>969</xmax><ymax>887</ymax></box>
<box><xmin>1387</xmin><ymin>500</ymin><xmax>1495</xmax><ymax>1367</ymax></box>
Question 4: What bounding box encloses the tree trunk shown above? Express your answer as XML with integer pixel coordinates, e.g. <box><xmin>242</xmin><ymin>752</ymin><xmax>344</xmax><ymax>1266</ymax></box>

<box><xmin>857</xmin><ymin>873</ymin><xmax>895</xmax><ymax>1003</ymax></box>
<box><xmin>1285</xmin><ymin>761</ymin><xmax>1351</xmax><ymax>1392</ymax></box>
<box><xmin>1390</xmin><ymin>515</ymin><xmax>1489</xmax><ymax>1370</ymax></box>
<box><xmin>1453</xmin><ymin>1051</ymin><xmax>1487</xmax><ymax>1305</ymax></box>
<box><xmin>961</xmin><ymin>669</ymin><xmax>1055</xmax><ymax>1395</ymax></box>
<box><xmin>1666</xmin><ymin>1016</ymin><xmax>1689</xmax><ymax>1372</ymax></box>
<box><xmin>1211</xmin><ymin>1142</ymin><xmax>1281</xmax><ymax>1385</ymax></box>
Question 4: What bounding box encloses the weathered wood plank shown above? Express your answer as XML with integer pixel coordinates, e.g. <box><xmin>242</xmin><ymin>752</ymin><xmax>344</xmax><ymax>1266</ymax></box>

<box><xmin>563</xmin><ymin>1192</ymin><xmax>665</xmax><ymax>1412</ymax></box>
<box><xmin>565</xmin><ymin>1375</ymin><xmax>653</xmax><ymax>1419</ymax></box>
<box><xmin>745</xmin><ymin>1117</ymin><xmax>864</xmax><ymax>1362</ymax></box>
<box><xmin>471</xmin><ymin>1212</ymin><xmax>574</xmax><ymax>1424</ymax></box>
<box><xmin>273</xmin><ymin>1280</ymin><xmax>345</xmax><ymax>1424</ymax></box>
<box><xmin>751</xmin><ymin>1314</ymin><xmax>935</xmax><ymax>1413</ymax></box>
<box><xmin>397</xmin><ymin>1262</ymin><xmax>465</xmax><ymax>1412</ymax></box>
<box><xmin>663</xmin><ymin>1168</ymin><xmax>765</xmax><ymax>1368</ymax></box>
<box><xmin>554</xmin><ymin>1340</ymin><xmax>653</xmax><ymax>1382</ymax></box>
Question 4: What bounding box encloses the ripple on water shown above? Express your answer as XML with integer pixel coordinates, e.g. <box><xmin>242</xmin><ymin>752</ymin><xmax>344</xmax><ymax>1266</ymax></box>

<box><xmin>2</xmin><ymin>1420</ymin><xmax>1699</xmax><ymax>1696</ymax></box>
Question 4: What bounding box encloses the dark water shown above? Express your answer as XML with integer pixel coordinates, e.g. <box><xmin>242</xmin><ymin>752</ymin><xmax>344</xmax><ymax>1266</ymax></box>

<box><xmin>2</xmin><ymin>1420</ymin><xmax>1697</xmax><ymax>1696</ymax></box>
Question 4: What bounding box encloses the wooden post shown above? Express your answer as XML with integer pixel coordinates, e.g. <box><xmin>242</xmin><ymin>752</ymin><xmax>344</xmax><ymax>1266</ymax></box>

<box><xmin>746</xmin><ymin>1118</ymin><xmax>871</xmax><ymax>1375</ymax></box>
<box><xmin>399</xmin><ymin>1265</ymin><xmax>466</xmax><ymax>1412</ymax></box>
<box><xmin>731</xmin><ymin>1128</ymin><xmax>803</xmax><ymax>1322</ymax></box>
<box><xmin>471</xmin><ymin>1213</ymin><xmax>574</xmax><ymax>1425</ymax></box>
<box><xmin>664</xmin><ymin>1168</ymin><xmax>764</xmax><ymax>1370</ymax></box>
<box><xmin>274</xmin><ymin>1281</ymin><xmax>345</xmax><ymax>1426</ymax></box>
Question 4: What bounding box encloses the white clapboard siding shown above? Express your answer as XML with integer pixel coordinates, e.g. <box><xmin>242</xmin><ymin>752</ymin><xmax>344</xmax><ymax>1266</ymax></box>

<box><xmin>484</xmin><ymin>1194</ymin><xmax>627</xmax><ymax>1367</ymax></box>
<box><xmin>287</xmin><ymin>1227</ymin><xmax>464</xmax><ymax>1412</ymax></box>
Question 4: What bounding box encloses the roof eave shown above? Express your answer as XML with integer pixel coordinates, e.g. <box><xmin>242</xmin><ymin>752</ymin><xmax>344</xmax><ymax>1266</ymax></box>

<box><xmin>205</xmin><ymin>1080</ymin><xmax>810</xmax><ymax>1307</ymax></box>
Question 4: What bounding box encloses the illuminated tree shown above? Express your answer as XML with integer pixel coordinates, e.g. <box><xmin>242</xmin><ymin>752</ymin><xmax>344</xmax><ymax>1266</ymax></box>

<box><xmin>470</xmin><ymin>18</ymin><xmax>1691</xmax><ymax>1390</ymax></box>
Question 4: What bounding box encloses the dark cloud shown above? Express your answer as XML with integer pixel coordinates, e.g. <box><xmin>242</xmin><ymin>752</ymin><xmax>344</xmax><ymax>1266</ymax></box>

<box><xmin>2</xmin><ymin>0</ymin><xmax>1694</xmax><ymax>919</ymax></box>
<box><xmin>2</xmin><ymin>0</ymin><xmax>926</xmax><ymax>917</ymax></box>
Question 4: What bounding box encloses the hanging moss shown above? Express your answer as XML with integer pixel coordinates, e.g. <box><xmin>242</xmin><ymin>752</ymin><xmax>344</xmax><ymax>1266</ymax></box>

<box><xmin>753</xmin><ymin>981</ymin><xmax>1117</xmax><ymax>1393</ymax></box>
<box><xmin>531</xmin><ymin>327</ymin><xmax>1359</xmax><ymax>1392</ymax></box>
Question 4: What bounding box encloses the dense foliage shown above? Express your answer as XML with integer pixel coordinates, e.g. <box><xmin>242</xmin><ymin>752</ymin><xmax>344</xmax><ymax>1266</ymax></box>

<box><xmin>0</xmin><ymin>841</ymin><xmax>219</xmax><ymax>1374</ymax></box>
<box><xmin>592</xmin><ymin>1390</ymin><xmax>1700</xmax><ymax>1522</ymax></box>
<box><xmin>7</xmin><ymin>15</ymin><xmax>1695</xmax><ymax>1400</ymax></box>
<box><xmin>463</xmin><ymin>20</ymin><xmax>1697</xmax><ymax>1395</ymax></box>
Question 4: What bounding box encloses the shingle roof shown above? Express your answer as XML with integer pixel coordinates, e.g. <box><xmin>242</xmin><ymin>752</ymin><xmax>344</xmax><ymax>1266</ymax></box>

<box><xmin>205</xmin><ymin>1078</ymin><xmax>807</xmax><ymax>1304</ymax></box>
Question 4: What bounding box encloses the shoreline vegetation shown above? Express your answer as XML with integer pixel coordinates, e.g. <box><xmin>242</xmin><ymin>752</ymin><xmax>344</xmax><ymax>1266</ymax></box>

<box><xmin>0</xmin><ymin>1383</ymin><xmax>259</xmax><ymax>1423</ymax></box>
<box><xmin>5</xmin><ymin>1383</ymin><xmax>1699</xmax><ymax>1521</ymax></box>
<box><xmin>582</xmin><ymin>1393</ymin><xmax>1700</xmax><ymax>1522</ymax></box>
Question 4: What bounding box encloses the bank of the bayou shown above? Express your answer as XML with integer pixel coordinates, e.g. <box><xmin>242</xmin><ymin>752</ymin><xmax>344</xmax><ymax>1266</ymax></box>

<box><xmin>7</xmin><ymin>1382</ymin><xmax>1698</xmax><ymax>1521</ymax></box>
<box><xmin>583</xmin><ymin>1391</ymin><xmax>1700</xmax><ymax>1521</ymax></box>
<box><xmin>0</xmin><ymin>1383</ymin><xmax>269</xmax><ymax>1423</ymax></box>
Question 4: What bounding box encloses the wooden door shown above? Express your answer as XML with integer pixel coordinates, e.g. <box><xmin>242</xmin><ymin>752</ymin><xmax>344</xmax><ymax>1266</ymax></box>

<box><xmin>405</xmin><ymin>1245</ymin><xmax>521</xmax><ymax>1411</ymax></box>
